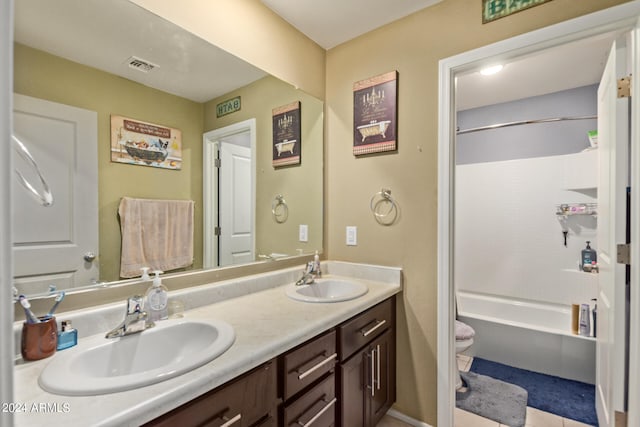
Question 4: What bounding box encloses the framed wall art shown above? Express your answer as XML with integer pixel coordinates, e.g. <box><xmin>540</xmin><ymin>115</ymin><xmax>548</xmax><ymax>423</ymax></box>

<box><xmin>110</xmin><ymin>115</ymin><xmax>182</xmax><ymax>170</ymax></box>
<box><xmin>353</xmin><ymin>71</ymin><xmax>398</xmax><ymax>156</ymax></box>
<box><xmin>272</xmin><ymin>101</ymin><xmax>301</xmax><ymax>167</ymax></box>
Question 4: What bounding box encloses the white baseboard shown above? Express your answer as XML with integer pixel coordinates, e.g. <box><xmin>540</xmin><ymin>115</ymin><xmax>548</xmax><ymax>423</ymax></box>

<box><xmin>386</xmin><ymin>408</ymin><xmax>433</xmax><ymax>427</ymax></box>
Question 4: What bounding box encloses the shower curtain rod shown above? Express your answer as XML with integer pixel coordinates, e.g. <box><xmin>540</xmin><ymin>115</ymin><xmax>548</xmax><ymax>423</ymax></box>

<box><xmin>456</xmin><ymin>115</ymin><xmax>597</xmax><ymax>135</ymax></box>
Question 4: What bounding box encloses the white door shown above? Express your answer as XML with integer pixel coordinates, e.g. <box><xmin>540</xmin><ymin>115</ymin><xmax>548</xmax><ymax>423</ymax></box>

<box><xmin>12</xmin><ymin>94</ymin><xmax>98</xmax><ymax>294</ymax></box>
<box><xmin>596</xmin><ymin>36</ymin><xmax>630</xmax><ymax>427</ymax></box>
<box><xmin>219</xmin><ymin>140</ymin><xmax>253</xmax><ymax>266</ymax></box>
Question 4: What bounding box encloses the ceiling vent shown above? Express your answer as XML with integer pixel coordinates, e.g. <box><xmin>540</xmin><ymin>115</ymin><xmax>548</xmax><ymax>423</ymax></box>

<box><xmin>125</xmin><ymin>56</ymin><xmax>159</xmax><ymax>73</ymax></box>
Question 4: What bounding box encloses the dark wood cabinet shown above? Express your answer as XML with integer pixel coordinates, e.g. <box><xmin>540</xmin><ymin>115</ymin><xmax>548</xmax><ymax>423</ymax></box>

<box><xmin>282</xmin><ymin>373</ymin><xmax>336</xmax><ymax>427</ymax></box>
<box><xmin>144</xmin><ymin>359</ymin><xmax>278</xmax><ymax>427</ymax></box>
<box><xmin>146</xmin><ymin>296</ymin><xmax>396</xmax><ymax>427</ymax></box>
<box><xmin>337</xmin><ymin>297</ymin><xmax>396</xmax><ymax>427</ymax></box>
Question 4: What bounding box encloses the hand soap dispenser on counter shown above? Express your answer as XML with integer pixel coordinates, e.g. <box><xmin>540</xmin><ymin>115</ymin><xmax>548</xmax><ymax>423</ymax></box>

<box><xmin>145</xmin><ymin>270</ymin><xmax>168</xmax><ymax>321</ymax></box>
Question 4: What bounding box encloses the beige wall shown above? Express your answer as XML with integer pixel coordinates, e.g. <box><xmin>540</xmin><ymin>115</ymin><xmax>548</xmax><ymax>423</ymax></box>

<box><xmin>14</xmin><ymin>43</ymin><xmax>204</xmax><ymax>282</ymax></box>
<box><xmin>14</xmin><ymin>45</ymin><xmax>323</xmax><ymax>281</ymax></box>
<box><xmin>130</xmin><ymin>0</ymin><xmax>326</xmax><ymax>100</ymax></box>
<box><xmin>204</xmin><ymin>76</ymin><xmax>323</xmax><ymax>258</ymax></box>
<box><xmin>324</xmin><ymin>0</ymin><xmax>631</xmax><ymax>424</ymax></box>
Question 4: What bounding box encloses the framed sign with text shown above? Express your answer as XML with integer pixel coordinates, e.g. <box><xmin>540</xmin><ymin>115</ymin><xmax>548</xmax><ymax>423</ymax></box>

<box><xmin>272</xmin><ymin>101</ymin><xmax>301</xmax><ymax>167</ymax></box>
<box><xmin>353</xmin><ymin>71</ymin><xmax>398</xmax><ymax>156</ymax></box>
<box><xmin>483</xmin><ymin>0</ymin><xmax>552</xmax><ymax>24</ymax></box>
<box><xmin>110</xmin><ymin>115</ymin><xmax>182</xmax><ymax>170</ymax></box>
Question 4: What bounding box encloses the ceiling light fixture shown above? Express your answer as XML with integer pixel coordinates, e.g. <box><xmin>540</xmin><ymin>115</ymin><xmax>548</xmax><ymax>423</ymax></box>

<box><xmin>480</xmin><ymin>64</ymin><xmax>503</xmax><ymax>76</ymax></box>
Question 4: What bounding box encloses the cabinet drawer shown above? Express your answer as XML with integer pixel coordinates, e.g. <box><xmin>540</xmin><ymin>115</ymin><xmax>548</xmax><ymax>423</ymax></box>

<box><xmin>283</xmin><ymin>330</ymin><xmax>337</xmax><ymax>400</ymax></box>
<box><xmin>338</xmin><ymin>298</ymin><xmax>394</xmax><ymax>361</ymax></box>
<box><xmin>283</xmin><ymin>373</ymin><xmax>336</xmax><ymax>427</ymax></box>
<box><xmin>145</xmin><ymin>359</ymin><xmax>277</xmax><ymax>427</ymax></box>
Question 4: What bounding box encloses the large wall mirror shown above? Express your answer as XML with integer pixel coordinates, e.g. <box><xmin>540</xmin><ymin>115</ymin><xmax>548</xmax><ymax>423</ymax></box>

<box><xmin>12</xmin><ymin>0</ymin><xmax>323</xmax><ymax>297</ymax></box>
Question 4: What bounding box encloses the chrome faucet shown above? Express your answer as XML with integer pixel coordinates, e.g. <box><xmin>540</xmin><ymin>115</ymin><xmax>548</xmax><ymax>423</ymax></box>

<box><xmin>295</xmin><ymin>261</ymin><xmax>321</xmax><ymax>286</ymax></box>
<box><xmin>105</xmin><ymin>295</ymin><xmax>154</xmax><ymax>339</ymax></box>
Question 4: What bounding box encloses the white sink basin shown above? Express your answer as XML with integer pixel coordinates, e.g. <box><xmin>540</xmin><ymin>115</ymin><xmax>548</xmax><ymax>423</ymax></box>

<box><xmin>39</xmin><ymin>318</ymin><xmax>235</xmax><ymax>396</ymax></box>
<box><xmin>286</xmin><ymin>277</ymin><xmax>368</xmax><ymax>303</ymax></box>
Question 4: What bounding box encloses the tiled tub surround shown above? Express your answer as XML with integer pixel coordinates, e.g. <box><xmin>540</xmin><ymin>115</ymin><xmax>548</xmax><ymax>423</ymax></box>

<box><xmin>13</xmin><ymin>261</ymin><xmax>402</xmax><ymax>427</ymax></box>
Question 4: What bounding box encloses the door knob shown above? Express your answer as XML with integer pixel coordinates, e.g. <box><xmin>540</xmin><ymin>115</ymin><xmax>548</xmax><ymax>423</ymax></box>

<box><xmin>84</xmin><ymin>252</ymin><xmax>96</xmax><ymax>262</ymax></box>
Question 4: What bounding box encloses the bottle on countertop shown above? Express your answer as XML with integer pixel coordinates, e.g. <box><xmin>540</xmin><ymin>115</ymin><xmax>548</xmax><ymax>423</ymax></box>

<box><xmin>314</xmin><ymin>250</ymin><xmax>321</xmax><ymax>276</ymax></box>
<box><xmin>57</xmin><ymin>320</ymin><xmax>77</xmax><ymax>350</ymax></box>
<box><xmin>145</xmin><ymin>270</ymin><xmax>168</xmax><ymax>321</ymax></box>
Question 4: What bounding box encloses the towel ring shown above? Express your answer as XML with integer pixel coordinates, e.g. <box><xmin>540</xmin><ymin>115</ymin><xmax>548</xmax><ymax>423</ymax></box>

<box><xmin>12</xmin><ymin>134</ymin><xmax>54</xmax><ymax>207</ymax></box>
<box><xmin>370</xmin><ymin>188</ymin><xmax>398</xmax><ymax>226</ymax></box>
<box><xmin>272</xmin><ymin>195</ymin><xmax>289</xmax><ymax>223</ymax></box>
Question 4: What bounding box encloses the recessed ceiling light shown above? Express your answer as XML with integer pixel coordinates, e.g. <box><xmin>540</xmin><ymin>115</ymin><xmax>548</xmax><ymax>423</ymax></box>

<box><xmin>480</xmin><ymin>64</ymin><xmax>503</xmax><ymax>76</ymax></box>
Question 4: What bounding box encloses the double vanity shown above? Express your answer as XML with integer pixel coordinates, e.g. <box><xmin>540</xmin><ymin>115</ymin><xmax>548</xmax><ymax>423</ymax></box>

<box><xmin>13</xmin><ymin>261</ymin><xmax>402</xmax><ymax>426</ymax></box>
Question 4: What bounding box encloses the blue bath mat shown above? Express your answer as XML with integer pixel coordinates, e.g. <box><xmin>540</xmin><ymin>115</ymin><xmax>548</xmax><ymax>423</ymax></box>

<box><xmin>470</xmin><ymin>357</ymin><xmax>598</xmax><ymax>426</ymax></box>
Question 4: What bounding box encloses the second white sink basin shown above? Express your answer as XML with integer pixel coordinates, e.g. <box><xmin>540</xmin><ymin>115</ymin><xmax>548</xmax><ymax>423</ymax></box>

<box><xmin>286</xmin><ymin>277</ymin><xmax>368</xmax><ymax>303</ymax></box>
<box><xmin>39</xmin><ymin>318</ymin><xmax>235</xmax><ymax>396</ymax></box>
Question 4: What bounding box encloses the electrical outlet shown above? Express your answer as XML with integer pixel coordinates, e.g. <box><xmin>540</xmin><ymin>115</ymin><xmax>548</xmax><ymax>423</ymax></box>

<box><xmin>346</xmin><ymin>226</ymin><xmax>357</xmax><ymax>246</ymax></box>
<box><xmin>299</xmin><ymin>224</ymin><xmax>308</xmax><ymax>242</ymax></box>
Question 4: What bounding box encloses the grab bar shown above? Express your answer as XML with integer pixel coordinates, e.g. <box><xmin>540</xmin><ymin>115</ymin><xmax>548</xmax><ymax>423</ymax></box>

<box><xmin>12</xmin><ymin>134</ymin><xmax>54</xmax><ymax>207</ymax></box>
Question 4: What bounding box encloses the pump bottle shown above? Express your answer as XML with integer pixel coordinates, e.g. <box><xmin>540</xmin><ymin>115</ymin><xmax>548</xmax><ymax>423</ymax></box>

<box><xmin>145</xmin><ymin>270</ymin><xmax>168</xmax><ymax>321</ymax></box>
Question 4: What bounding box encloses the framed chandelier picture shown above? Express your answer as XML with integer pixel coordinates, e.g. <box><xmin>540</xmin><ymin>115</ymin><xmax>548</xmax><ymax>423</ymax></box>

<box><xmin>272</xmin><ymin>101</ymin><xmax>301</xmax><ymax>167</ymax></box>
<box><xmin>353</xmin><ymin>71</ymin><xmax>398</xmax><ymax>156</ymax></box>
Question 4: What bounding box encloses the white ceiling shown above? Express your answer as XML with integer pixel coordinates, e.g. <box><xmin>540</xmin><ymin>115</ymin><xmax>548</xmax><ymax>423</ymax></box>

<box><xmin>14</xmin><ymin>0</ymin><xmax>267</xmax><ymax>103</ymax></box>
<box><xmin>261</xmin><ymin>0</ymin><xmax>443</xmax><ymax>49</ymax></box>
<box><xmin>14</xmin><ymin>0</ymin><xmax>621</xmax><ymax>109</ymax></box>
<box><xmin>455</xmin><ymin>32</ymin><xmax>620</xmax><ymax>110</ymax></box>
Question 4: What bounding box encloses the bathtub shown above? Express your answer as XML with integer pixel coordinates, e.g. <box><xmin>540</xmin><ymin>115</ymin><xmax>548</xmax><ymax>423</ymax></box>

<box><xmin>457</xmin><ymin>290</ymin><xmax>595</xmax><ymax>384</ymax></box>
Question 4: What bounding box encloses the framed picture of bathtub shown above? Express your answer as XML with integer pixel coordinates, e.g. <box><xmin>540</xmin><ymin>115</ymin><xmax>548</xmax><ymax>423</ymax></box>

<box><xmin>353</xmin><ymin>71</ymin><xmax>398</xmax><ymax>156</ymax></box>
<box><xmin>110</xmin><ymin>115</ymin><xmax>182</xmax><ymax>170</ymax></box>
<box><xmin>272</xmin><ymin>101</ymin><xmax>301</xmax><ymax>167</ymax></box>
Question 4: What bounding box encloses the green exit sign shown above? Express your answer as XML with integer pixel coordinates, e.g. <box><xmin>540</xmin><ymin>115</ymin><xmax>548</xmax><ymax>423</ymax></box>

<box><xmin>216</xmin><ymin>96</ymin><xmax>241</xmax><ymax>118</ymax></box>
<box><xmin>483</xmin><ymin>0</ymin><xmax>552</xmax><ymax>23</ymax></box>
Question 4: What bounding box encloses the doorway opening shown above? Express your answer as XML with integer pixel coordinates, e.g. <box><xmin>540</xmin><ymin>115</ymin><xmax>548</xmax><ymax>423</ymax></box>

<box><xmin>203</xmin><ymin>119</ymin><xmax>256</xmax><ymax>268</ymax></box>
<box><xmin>437</xmin><ymin>4</ymin><xmax>640</xmax><ymax>427</ymax></box>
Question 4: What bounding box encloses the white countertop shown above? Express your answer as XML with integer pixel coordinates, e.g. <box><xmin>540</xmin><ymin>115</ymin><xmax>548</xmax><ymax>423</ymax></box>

<box><xmin>13</xmin><ymin>261</ymin><xmax>402</xmax><ymax>426</ymax></box>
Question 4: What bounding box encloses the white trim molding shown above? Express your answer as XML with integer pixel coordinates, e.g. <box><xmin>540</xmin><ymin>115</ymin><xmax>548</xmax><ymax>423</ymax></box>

<box><xmin>386</xmin><ymin>408</ymin><xmax>433</xmax><ymax>427</ymax></box>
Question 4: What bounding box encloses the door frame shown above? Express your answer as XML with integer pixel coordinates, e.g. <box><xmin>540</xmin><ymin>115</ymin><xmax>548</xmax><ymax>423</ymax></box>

<box><xmin>1</xmin><ymin>0</ymin><xmax>14</xmax><ymax>424</ymax></box>
<box><xmin>202</xmin><ymin>118</ymin><xmax>256</xmax><ymax>269</ymax></box>
<box><xmin>437</xmin><ymin>3</ymin><xmax>640</xmax><ymax>426</ymax></box>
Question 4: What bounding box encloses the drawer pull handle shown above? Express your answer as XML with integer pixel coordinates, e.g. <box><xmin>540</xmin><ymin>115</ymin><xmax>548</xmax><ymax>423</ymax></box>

<box><xmin>297</xmin><ymin>397</ymin><xmax>337</xmax><ymax>427</ymax></box>
<box><xmin>220</xmin><ymin>413</ymin><xmax>242</xmax><ymax>427</ymax></box>
<box><xmin>370</xmin><ymin>348</ymin><xmax>376</xmax><ymax>397</ymax></box>
<box><xmin>298</xmin><ymin>353</ymin><xmax>337</xmax><ymax>380</ymax></box>
<box><xmin>361</xmin><ymin>319</ymin><xmax>386</xmax><ymax>337</ymax></box>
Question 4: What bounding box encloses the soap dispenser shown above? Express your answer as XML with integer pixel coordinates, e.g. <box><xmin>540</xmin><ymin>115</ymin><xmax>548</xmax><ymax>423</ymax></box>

<box><xmin>145</xmin><ymin>270</ymin><xmax>168</xmax><ymax>321</ymax></box>
<box><xmin>314</xmin><ymin>250</ymin><xmax>321</xmax><ymax>276</ymax></box>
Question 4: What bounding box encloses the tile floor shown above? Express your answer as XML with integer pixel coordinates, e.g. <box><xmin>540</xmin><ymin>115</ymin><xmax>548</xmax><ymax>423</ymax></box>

<box><xmin>375</xmin><ymin>355</ymin><xmax>594</xmax><ymax>427</ymax></box>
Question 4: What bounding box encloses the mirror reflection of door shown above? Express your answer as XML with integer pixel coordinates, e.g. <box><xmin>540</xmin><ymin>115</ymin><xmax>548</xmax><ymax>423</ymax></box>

<box><xmin>12</xmin><ymin>94</ymin><xmax>99</xmax><ymax>294</ymax></box>
<box><xmin>203</xmin><ymin>119</ymin><xmax>256</xmax><ymax>268</ymax></box>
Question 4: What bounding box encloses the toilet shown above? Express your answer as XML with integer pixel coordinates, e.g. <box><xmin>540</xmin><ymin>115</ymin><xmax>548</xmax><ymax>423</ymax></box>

<box><xmin>455</xmin><ymin>320</ymin><xmax>475</xmax><ymax>390</ymax></box>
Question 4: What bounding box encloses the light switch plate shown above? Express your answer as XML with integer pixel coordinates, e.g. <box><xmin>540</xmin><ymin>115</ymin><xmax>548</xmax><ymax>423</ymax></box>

<box><xmin>346</xmin><ymin>226</ymin><xmax>357</xmax><ymax>246</ymax></box>
<box><xmin>299</xmin><ymin>224</ymin><xmax>308</xmax><ymax>242</ymax></box>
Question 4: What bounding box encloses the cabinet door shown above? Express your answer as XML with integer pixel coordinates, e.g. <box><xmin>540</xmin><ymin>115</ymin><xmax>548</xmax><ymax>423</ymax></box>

<box><xmin>366</xmin><ymin>329</ymin><xmax>396</xmax><ymax>427</ymax></box>
<box><xmin>338</xmin><ymin>350</ymin><xmax>366</xmax><ymax>427</ymax></box>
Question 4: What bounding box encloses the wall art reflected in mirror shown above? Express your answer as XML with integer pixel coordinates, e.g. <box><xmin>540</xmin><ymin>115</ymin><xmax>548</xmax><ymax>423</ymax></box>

<box><xmin>12</xmin><ymin>0</ymin><xmax>323</xmax><ymax>297</ymax></box>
